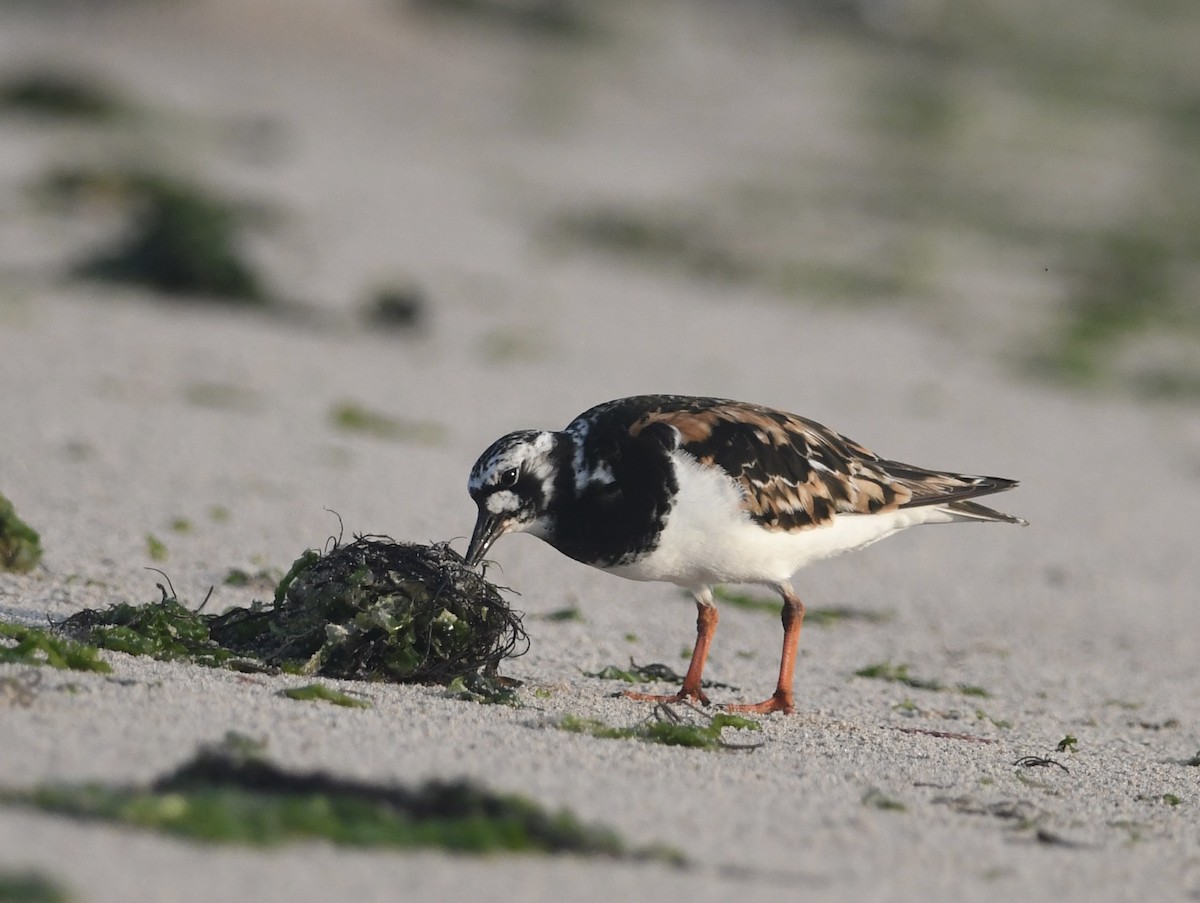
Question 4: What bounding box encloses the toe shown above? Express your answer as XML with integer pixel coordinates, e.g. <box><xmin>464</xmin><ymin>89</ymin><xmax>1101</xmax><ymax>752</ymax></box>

<box><xmin>722</xmin><ymin>690</ymin><xmax>794</xmax><ymax>715</ymax></box>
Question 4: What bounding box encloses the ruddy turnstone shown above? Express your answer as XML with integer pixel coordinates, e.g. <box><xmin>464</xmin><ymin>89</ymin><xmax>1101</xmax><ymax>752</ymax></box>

<box><xmin>465</xmin><ymin>395</ymin><xmax>1025</xmax><ymax>714</ymax></box>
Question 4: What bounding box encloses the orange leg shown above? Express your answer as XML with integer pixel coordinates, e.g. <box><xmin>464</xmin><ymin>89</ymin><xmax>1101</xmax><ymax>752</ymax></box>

<box><xmin>723</xmin><ymin>583</ymin><xmax>804</xmax><ymax>715</ymax></box>
<box><xmin>624</xmin><ymin>593</ymin><xmax>717</xmax><ymax>706</ymax></box>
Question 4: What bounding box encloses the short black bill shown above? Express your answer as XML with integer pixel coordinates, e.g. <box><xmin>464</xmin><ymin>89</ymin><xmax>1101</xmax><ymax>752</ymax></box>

<box><xmin>465</xmin><ymin>508</ymin><xmax>507</xmax><ymax>568</ymax></box>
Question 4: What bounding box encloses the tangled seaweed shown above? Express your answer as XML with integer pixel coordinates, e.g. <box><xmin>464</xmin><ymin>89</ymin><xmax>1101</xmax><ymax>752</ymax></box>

<box><xmin>64</xmin><ymin>537</ymin><xmax>527</xmax><ymax>685</ymax></box>
<box><xmin>213</xmin><ymin>537</ymin><xmax>527</xmax><ymax>681</ymax></box>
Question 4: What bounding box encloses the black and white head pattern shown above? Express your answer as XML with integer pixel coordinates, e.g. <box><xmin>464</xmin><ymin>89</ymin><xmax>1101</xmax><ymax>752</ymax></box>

<box><xmin>467</xmin><ymin>430</ymin><xmax>561</xmax><ymax>533</ymax></box>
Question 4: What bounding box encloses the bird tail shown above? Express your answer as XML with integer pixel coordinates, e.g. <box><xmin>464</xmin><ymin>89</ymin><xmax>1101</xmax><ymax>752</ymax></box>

<box><xmin>939</xmin><ymin>498</ymin><xmax>1028</xmax><ymax>526</ymax></box>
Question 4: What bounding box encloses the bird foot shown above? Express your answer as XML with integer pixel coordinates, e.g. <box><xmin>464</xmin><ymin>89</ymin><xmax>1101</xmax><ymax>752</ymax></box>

<box><xmin>622</xmin><ymin>687</ymin><xmax>710</xmax><ymax>707</ymax></box>
<box><xmin>721</xmin><ymin>690</ymin><xmax>794</xmax><ymax>715</ymax></box>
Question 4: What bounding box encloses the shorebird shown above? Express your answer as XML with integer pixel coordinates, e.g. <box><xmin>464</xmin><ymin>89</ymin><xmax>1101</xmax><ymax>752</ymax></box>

<box><xmin>465</xmin><ymin>395</ymin><xmax>1025</xmax><ymax>714</ymax></box>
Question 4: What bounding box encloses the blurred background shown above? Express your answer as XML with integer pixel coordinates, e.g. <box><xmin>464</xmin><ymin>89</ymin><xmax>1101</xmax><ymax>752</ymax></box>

<box><xmin>2</xmin><ymin>0</ymin><xmax>1200</xmax><ymax>590</ymax></box>
<box><xmin>2</xmin><ymin>0</ymin><xmax>1198</xmax><ymax>397</ymax></box>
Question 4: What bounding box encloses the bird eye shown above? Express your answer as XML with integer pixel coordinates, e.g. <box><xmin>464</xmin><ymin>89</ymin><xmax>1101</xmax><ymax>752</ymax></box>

<box><xmin>498</xmin><ymin>467</ymin><xmax>519</xmax><ymax>488</ymax></box>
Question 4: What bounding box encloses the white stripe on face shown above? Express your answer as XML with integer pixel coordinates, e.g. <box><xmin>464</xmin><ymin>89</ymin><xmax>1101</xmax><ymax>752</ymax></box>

<box><xmin>485</xmin><ymin>490</ymin><xmax>519</xmax><ymax>515</ymax></box>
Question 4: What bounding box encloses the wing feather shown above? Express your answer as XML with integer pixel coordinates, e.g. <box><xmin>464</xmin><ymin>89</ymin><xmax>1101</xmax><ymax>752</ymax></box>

<box><xmin>618</xmin><ymin>397</ymin><xmax>1017</xmax><ymax>532</ymax></box>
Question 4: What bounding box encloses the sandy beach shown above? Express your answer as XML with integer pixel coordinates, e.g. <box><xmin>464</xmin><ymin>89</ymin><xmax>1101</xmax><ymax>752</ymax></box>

<box><xmin>2</xmin><ymin>2</ymin><xmax>1199</xmax><ymax>900</ymax></box>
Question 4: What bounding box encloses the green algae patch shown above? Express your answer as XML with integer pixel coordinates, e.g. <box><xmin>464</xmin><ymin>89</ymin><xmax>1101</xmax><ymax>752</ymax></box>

<box><xmin>329</xmin><ymin>401</ymin><xmax>447</xmax><ymax>445</ymax></box>
<box><xmin>144</xmin><ymin>534</ymin><xmax>168</xmax><ymax>562</ymax></box>
<box><xmin>0</xmin><ymin>624</ymin><xmax>111</xmax><ymax>674</ymax></box>
<box><xmin>38</xmin><ymin>166</ymin><xmax>272</xmax><ymax>304</ymax></box>
<box><xmin>222</xmin><ymin>567</ymin><xmax>281</xmax><ymax>590</ymax></box>
<box><xmin>81</xmin><ymin>176</ymin><xmax>268</xmax><ymax>302</ymax></box>
<box><xmin>551</xmin><ymin>207</ymin><xmax>754</xmax><ymax>284</ymax></box>
<box><xmin>62</xmin><ymin>537</ymin><xmax>527</xmax><ymax>686</ymax></box>
<box><xmin>854</xmin><ymin>661</ymin><xmax>990</xmax><ymax>698</ymax></box>
<box><xmin>60</xmin><ymin>597</ymin><xmax>239</xmax><ymax>668</ymax></box>
<box><xmin>444</xmin><ymin>673</ymin><xmax>521</xmax><ymax>706</ymax></box>
<box><xmin>278</xmin><ymin>683</ymin><xmax>371</xmax><ymax>708</ymax></box>
<box><xmin>1</xmin><ymin>739</ymin><xmax>645</xmax><ymax>858</ymax></box>
<box><xmin>559</xmin><ymin>710</ymin><xmax>761</xmax><ymax>751</ymax></box>
<box><xmin>0</xmin><ymin>494</ymin><xmax>43</xmax><ymax>573</ymax></box>
<box><xmin>0</xmin><ymin>68</ymin><xmax>126</xmax><ymax>121</ymax></box>
<box><xmin>710</xmin><ymin>588</ymin><xmax>890</xmax><ymax>626</ymax></box>
<box><xmin>861</xmin><ymin>788</ymin><xmax>907</xmax><ymax>813</ymax></box>
<box><xmin>0</xmin><ymin>870</ymin><xmax>71</xmax><ymax>903</ymax></box>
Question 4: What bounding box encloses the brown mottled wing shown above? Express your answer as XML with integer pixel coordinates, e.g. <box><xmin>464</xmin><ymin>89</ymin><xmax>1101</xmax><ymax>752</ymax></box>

<box><xmin>626</xmin><ymin>398</ymin><xmax>1016</xmax><ymax>532</ymax></box>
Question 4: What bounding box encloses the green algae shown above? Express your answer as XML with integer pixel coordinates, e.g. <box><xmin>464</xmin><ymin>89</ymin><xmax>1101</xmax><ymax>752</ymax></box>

<box><xmin>443</xmin><ymin>673</ymin><xmax>521</xmax><ymax>706</ymax></box>
<box><xmin>0</xmin><ymin>494</ymin><xmax>42</xmax><ymax>573</ymax></box>
<box><xmin>144</xmin><ymin>534</ymin><xmax>168</xmax><ymax>562</ymax></box>
<box><xmin>60</xmin><ymin>597</ymin><xmax>235</xmax><ymax>668</ymax></box>
<box><xmin>861</xmin><ymin>788</ymin><xmax>907</xmax><ymax>813</ymax></box>
<box><xmin>854</xmin><ymin>661</ymin><xmax>990</xmax><ymax>697</ymax></box>
<box><xmin>0</xmin><ymin>624</ymin><xmax>110</xmax><ymax>674</ymax></box>
<box><xmin>1</xmin><ymin>739</ymin><xmax>650</xmax><ymax>858</ymax></box>
<box><xmin>558</xmin><ymin>710</ymin><xmax>760</xmax><ymax>751</ymax></box>
<box><xmin>329</xmin><ymin>402</ymin><xmax>447</xmax><ymax>445</ymax></box>
<box><xmin>38</xmin><ymin>166</ymin><xmax>272</xmax><ymax>304</ymax></box>
<box><xmin>710</xmin><ymin>587</ymin><xmax>890</xmax><ymax>626</ymax></box>
<box><xmin>0</xmin><ymin>870</ymin><xmax>71</xmax><ymax>903</ymax></box>
<box><xmin>0</xmin><ymin>69</ymin><xmax>125</xmax><ymax>120</ymax></box>
<box><xmin>278</xmin><ymin>683</ymin><xmax>372</xmax><ymax>708</ymax></box>
<box><xmin>79</xmin><ymin>176</ymin><xmax>268</xmax><ymax>302</ymax></box>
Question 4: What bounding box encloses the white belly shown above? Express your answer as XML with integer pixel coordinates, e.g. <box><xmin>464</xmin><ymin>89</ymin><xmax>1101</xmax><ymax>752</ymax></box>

<box><xmin>604</xmin><ymin>451</ymin><xmax>948</xmax><ymax>590</ymax></box>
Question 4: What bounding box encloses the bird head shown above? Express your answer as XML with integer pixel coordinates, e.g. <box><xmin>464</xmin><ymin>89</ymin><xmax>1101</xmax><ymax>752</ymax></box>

<box><xmin>465</xmin><ymin>430</ymin><xmax>561</xmax><ymax>567</ymax></box>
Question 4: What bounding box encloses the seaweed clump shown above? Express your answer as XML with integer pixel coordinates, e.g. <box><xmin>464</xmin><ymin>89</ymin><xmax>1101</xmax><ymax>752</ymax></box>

<box><xmin>214</xmin><ymin>537</ymin><xmax>526</xmax><ymax>681</ymax></box>
<box><xmin>64</xmin><ymin>537</ymin><xmax>527</xmax><ymax>685</ymax></box>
